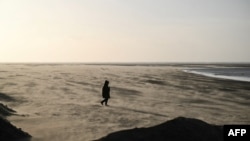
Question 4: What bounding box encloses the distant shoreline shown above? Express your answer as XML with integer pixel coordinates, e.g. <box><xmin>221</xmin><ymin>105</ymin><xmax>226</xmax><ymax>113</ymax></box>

<box><xmin>183</xmin><ymin>67</ymin><xmax>250</xmax><ymax>83</ymax></box>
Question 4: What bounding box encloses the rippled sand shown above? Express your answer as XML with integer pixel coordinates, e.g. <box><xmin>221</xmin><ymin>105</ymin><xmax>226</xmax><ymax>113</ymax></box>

<box><xmin>0</xmin><ymin>64</ymin><xmax>249</xmax><ymax>141</ymax></box>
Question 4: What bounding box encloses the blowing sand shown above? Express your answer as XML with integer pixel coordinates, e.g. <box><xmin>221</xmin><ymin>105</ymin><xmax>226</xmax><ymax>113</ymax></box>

<box><xmin>0</xmin><ymin>64</ymin><xmax>249</xmax><ymax>141</ymax></box>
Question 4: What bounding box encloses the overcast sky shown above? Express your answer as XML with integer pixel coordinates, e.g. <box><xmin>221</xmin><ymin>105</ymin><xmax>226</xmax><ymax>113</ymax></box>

<box><xmin>0</xmin><ymin>0</ymin><xmax>249</xmax><ymax>63</ymax></box>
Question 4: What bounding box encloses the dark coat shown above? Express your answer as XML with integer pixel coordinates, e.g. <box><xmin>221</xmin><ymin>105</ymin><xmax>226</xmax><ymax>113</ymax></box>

<box><xmin>102</xmin><ymin>86</ymin><xmax>110</xmax><ymax>98</ymax></box>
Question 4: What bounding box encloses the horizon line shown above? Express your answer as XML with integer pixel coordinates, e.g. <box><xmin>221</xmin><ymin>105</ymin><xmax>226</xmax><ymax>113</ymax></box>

<box><xmin>0</xmin><ymin>62</ymin><xmax>250</xmax><ymax>64</ymax></box>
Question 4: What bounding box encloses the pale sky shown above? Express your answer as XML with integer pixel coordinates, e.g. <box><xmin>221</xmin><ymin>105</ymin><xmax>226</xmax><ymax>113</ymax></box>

<box><xmin>0</xmin><ymin>0</ymin><xmax>249</xmax><ymax>63</ymax></box>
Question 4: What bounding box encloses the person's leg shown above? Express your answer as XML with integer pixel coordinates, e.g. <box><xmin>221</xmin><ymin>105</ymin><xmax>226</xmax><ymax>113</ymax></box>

<box><xmin>101</xmin><ymin>99</ymin><xmax>105</xmax><ymax>105</ymax></box>
<box><xmin>105</xmin><ymin>98</ymin><xmax>109</xmax><ymax>106</ymax></box>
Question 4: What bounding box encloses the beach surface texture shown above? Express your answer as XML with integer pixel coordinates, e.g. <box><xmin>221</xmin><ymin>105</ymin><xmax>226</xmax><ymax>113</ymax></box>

<box><xmin>0</xmin><ymin>64</ymin><xmax>249</xmax><ymax>141</ymax></box>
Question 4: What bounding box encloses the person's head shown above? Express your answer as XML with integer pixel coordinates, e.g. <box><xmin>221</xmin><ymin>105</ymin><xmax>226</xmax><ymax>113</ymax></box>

<box><xmin>104</xmin><ymin>80</ymin><xmax>109</xmax><ymax>86</ymax></box>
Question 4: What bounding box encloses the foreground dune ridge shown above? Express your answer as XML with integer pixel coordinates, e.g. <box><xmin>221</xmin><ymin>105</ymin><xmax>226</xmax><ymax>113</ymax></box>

<box><xmin>0</xmin><ymin>102</ymin><xmax>31</xmax><ymax>141</ymax></box>
<box><xmin>96</xmin><ymin>116</ymin><xmax>223</xmax><ymax>141</ymax></box>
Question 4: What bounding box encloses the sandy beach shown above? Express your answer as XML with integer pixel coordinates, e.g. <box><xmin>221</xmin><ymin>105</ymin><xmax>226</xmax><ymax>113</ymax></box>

<box><xmin>0</xmin><ymin>64</ymin><xmax>249</xmax><ymax>141</ymax></box>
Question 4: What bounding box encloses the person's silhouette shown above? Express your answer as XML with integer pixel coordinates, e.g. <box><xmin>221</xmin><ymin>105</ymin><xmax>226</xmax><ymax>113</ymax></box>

<box><xmin>101</xmin><ymin>80</ymin><xmax>110</xmax><ymax>106</ymax></box>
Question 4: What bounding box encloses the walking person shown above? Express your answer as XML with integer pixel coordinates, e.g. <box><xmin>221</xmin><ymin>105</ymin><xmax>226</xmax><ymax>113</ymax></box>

<box><xmin>101</xmin><ymin>80</ymin><xmax>110</xmax><ymax>106</ymax></box>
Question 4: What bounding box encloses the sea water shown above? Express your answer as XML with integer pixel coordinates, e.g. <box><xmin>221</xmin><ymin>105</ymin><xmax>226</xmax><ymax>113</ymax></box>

<box><xmin>184</xmin><ymin>67</ymin><xmax>250</xmax><ymax>82</ymax></box>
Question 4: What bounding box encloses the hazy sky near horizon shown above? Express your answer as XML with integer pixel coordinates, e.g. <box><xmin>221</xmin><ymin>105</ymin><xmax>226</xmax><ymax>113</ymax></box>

<box><xmin>0</xmin><ymin>0</ymin><xmax>249</xmax><ymax>63</ymax></box>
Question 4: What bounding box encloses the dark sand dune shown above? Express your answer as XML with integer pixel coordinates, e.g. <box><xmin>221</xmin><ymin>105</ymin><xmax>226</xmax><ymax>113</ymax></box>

<box><xmin>0</xmin><ymin>93</ymin><xmax>31</xmax><ymax>141</ymax></box>
<box><xmin>0</xmin><ymin>92</ymin><xmax>16</xmax><ymax>102</ymax></box>
<box><xmin>0</xmin><ymin>103</ymin><xmax>16</xmax><ymax>116</ymax></box>
<box><xmin>96</xmin><ymin>117</ymin><xmax>223</xmax><ymax>141</ymax></box>
<box><xmin>0</xmin><ymin>116</ymin><xmax>31</xmax><ymax>141</ymax></box>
